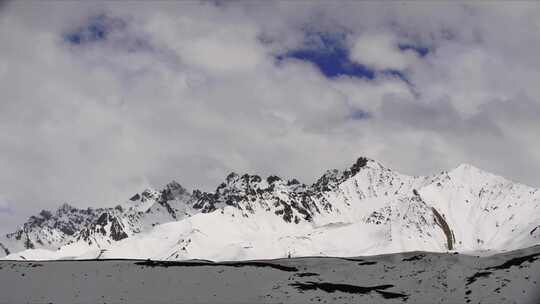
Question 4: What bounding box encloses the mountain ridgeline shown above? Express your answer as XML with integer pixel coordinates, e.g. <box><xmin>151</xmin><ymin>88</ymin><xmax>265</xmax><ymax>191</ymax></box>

<box><xmin>1</xmin><ymin>157</ymin><xmax>539</xmax><ymax>261</ymax></box>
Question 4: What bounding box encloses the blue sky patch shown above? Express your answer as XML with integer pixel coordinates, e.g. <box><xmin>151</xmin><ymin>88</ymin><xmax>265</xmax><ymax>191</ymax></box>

<box><xmin>350</xmin><ymin>109</ymin><xmax>372</xmax><ymax>120</ymax></box>
<box><xmin>276</xmin><ymin>31</ymin><xmax>427</xmax><ymax>81</ymax></box>
<box><xmin>382</xmin><ymin>69</ymin><xmax>411</xmax><ymax>85</ymax></box>
<box><xmin>276</xmin><ymin>31</ymin><xmax>376</xmax><ymax>79</ymax></box>
<box><xmin>398</xmin><ymin>43</ymin><xmax>429</xmax><ymax>57</ymax></box>
<box><xmin>65</xmin><ymin>14</ymin><xmax>126</xmax><ymax>45</ymax></box>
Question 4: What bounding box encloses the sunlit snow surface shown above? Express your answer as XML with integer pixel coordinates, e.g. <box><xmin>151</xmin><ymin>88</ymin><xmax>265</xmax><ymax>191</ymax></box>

<box><xmin>1</xmin><ymin>245</ymin><xmax>539</xmax><ymax>304</ymax></box>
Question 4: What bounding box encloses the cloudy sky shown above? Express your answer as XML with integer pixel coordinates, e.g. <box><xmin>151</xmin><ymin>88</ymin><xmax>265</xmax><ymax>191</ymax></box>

<box><xmin>1</xmin><ymin>1</ymin><xmax>540</xmax><ymax>233</ymax></box>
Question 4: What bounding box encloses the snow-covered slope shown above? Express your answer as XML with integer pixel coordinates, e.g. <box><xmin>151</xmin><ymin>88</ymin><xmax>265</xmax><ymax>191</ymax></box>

<box><xmin>1</xmin><ymin>157</ymin><xmax>539</xmax><ymax>261</ymax></box>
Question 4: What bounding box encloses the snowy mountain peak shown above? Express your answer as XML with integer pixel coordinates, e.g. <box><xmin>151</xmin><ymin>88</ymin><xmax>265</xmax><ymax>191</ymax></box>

<box><xmin>450</xmin><ymin>163</ymin><xmax>489</xmax><ymax>177</ymax></box>
<box><xmin>163</xmin><ymin>180</ymin><xmax>187</xmax><ymax>194</ymax></box>
<box><xmin>1</xmin><ymin>157</ymin><xmax>539</xmax><ymax>261</ymax></box>
<box><xmin>129</xmin><ymin>188</ymin><xmax>159</xmax><ymax>202</ymax></box>
<box><xmin>442</xmin><ymin>163</ymin><xmax>515</xmax><ymax>193</ymax></box>
<box><xmin>58</xmin><ymin>203</ymin><xmax>76</xmax><ymax>213</ymax></box>
<box><xmin>312</xmin><ymin>157</ymin><xmax>389</xmax><ymax>194</ymax></box>
<box><xmin>351</xmin><ymin>156</ymin><xmax>385</xmax><ymax>171</ymax></box>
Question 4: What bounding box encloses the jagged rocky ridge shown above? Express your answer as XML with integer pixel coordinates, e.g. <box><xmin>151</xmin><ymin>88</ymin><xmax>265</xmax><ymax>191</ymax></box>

<box><xmin>1</xmin><ymin>157</ymin><xmax>540</xmax><ymax>261</ymax></box>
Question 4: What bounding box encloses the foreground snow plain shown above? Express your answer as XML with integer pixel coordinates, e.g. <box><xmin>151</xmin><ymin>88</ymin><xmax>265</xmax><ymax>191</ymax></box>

<box><xmin>1</xmin><ymin>245</ymin><xmax>539</xmax><ymax>304</ymax></box>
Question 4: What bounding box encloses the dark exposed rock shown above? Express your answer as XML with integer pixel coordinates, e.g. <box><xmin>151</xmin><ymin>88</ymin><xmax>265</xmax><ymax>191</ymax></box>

<box><xmin>287</xmin><ymin>179</ymin><xmax>300</xmax><ymax>185</ymax></box>
<box><xmin>135</xmin><ymin>260</ymin><xmax>298</xmax><ymax>272</ymax></box>
<box><xmin>39</xmin><ymin>210</ymin><xmax>52</xmax><ymax>220</ymax></box>
<box><xmin>312</xmin><ymin>158</ymin><xmax>371</xmax><ymax>193</ymax></box>
<box><xmin>226</xmin><ymin>172</ymin><xmax>239</xmax><ymax>182</ymax></box>
<box><xmin>140</xmin><ymin>190</ymin><xmax>155</xmax><ymax>201</ymax></box>
<box><xmin>153</xmin><ymin>181</ymin><xmax>191</xmax><ymax>220</ymax></box>
<box><xmin>267</xmin><ymin>175</ymin><xmax>281</xmax><ymax>184</ymax></box>
<box><xmin>191</xmin><ymin>190</ymin><xmax>218</xmax><ymax>213</ymax></box>
<box><xmin>343</xmin><ymin>157</ymin><xmax>369</xmax><ymax>179</ymax></box>
<box><xmin>530</xmin><ymin>225</ymin><xmax>540</xmax><ymax>237</ymax></box>
<box><xmin>466</xmin><ymin>271</ymin><xmax>492</xmax><ymax>285</ymax></box>
<box><xmin>402</xmin><ymin>254</ymin><xmax>425</xmax><ymax>262</ymax></box>
<box><xmin>163</xmin><ymin>181</ymin><xmax>187</xmax><ymax>196</ymax></box>
<box><xmin>289</xmin><ymin>281</ymin><xmax>408</xmax><ymax>300</ymax></box>
<box><xmin>157</xmin><ymin>199</ymin><xmax>177</xmax><ymax>220</ymax></box>
<box><xmin>76</xmin><ymin>212</ymin><xmax>129</xmax><ymax>242</ymax></box>
<box><xmin>24</xmin><ymin>233</ymin><xmax>34</xmax><ymax>249</ymax></box>
<box><xmin>59</xmin><ymin>225</ymin><xmax>75</xmax><ymax>236</ymax></box>
<box><xmin>432</xmin><ymin>207</ymin><xmax>455</xmax><ymax>250</ymax></box>
<box><xmin>96</xmin><ymin>213</ymin><xmax>109</xmax><ymax>226</ymax></box>
<box><xmin>109</xmin><ymin>218</ymin><xmax>128</xmax><ymax>241</ymax></box>
<box><xmin>358</xmin><ymin>261</ymin><xmax>377</xmax><ymax>265</ymax></box>
<box><xmin>366</xmin><ymin>207</ymin><xmax>391</xmax><ymax>225</ymax></box>
<box><xmin>58</xmin><ymin>203</ymin><xmax>75</xmax><ymax>213</ymax></box>
<box><xmin>313</xmin><ymin>169</ymin><xmax>341</xmax><ymax>192</ymax></box>
<box><xmin>487</xmin><ymin>252</ymin><xmax>540</xmax><ymax>270</ymax></box>
<box><xmin>295</xmin><ymin>272</ymin><xmax>320</xmax><ymax>277</ymax></box>
<box><xmin>0</xmin><ymin>242</ymin><xmax>10</xmax><ymax>255</ymax></box>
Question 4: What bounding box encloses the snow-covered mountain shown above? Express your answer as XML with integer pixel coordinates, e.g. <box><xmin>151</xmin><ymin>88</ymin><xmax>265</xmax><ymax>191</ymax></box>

<box><xmin>1</xmin><ymin>157</ymin><xmax>539</xmax><ymax>261</ymax></box>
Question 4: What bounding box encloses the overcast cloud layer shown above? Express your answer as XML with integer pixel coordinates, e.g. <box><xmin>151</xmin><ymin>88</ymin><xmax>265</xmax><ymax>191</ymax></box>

<box><xmin>1</xmin><ymin>2</ymin><xmax>540</xmax><ymax>233</ymax></box>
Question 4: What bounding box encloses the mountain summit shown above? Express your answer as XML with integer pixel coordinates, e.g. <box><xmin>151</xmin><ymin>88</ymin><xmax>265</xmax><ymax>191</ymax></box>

<box><xmin>1</xmin><ymin>157</ymin><xmax>539</xmax><ymax>261</ymax></box>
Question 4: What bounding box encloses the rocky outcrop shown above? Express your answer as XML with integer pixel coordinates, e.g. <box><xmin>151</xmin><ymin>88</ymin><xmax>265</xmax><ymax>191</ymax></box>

<box><xmin>77</xmin><ymin>212</ymin><xmax>128</xmax><ymax>243</ymax></box>
<box><xmin>432</xmin><ymin>207</ymin><xmax>455</xmax><ymax>250</ymax></box>
<box><xmin>0</xmin><ymin>242</ymin><xmax>8</xmax><ymax>255</ymax></box>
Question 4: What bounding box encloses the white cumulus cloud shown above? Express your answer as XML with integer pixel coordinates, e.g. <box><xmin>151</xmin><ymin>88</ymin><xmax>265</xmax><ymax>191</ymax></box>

<box><xmin>0</xmin><ymin>1</ymin><xmax>540</xmax><ymax>234</ymax></box>
<box><xmin>350</xmin><ymin>32</ymin><xmax>418</xmax><ymax>70</ymax></box>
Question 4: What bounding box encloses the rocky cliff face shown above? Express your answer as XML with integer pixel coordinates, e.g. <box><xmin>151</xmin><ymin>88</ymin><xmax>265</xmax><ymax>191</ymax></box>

<box><xmin>1</xmin><ymin>157</ymin><xmax>539</xmax><ymax>261</ymax></box>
